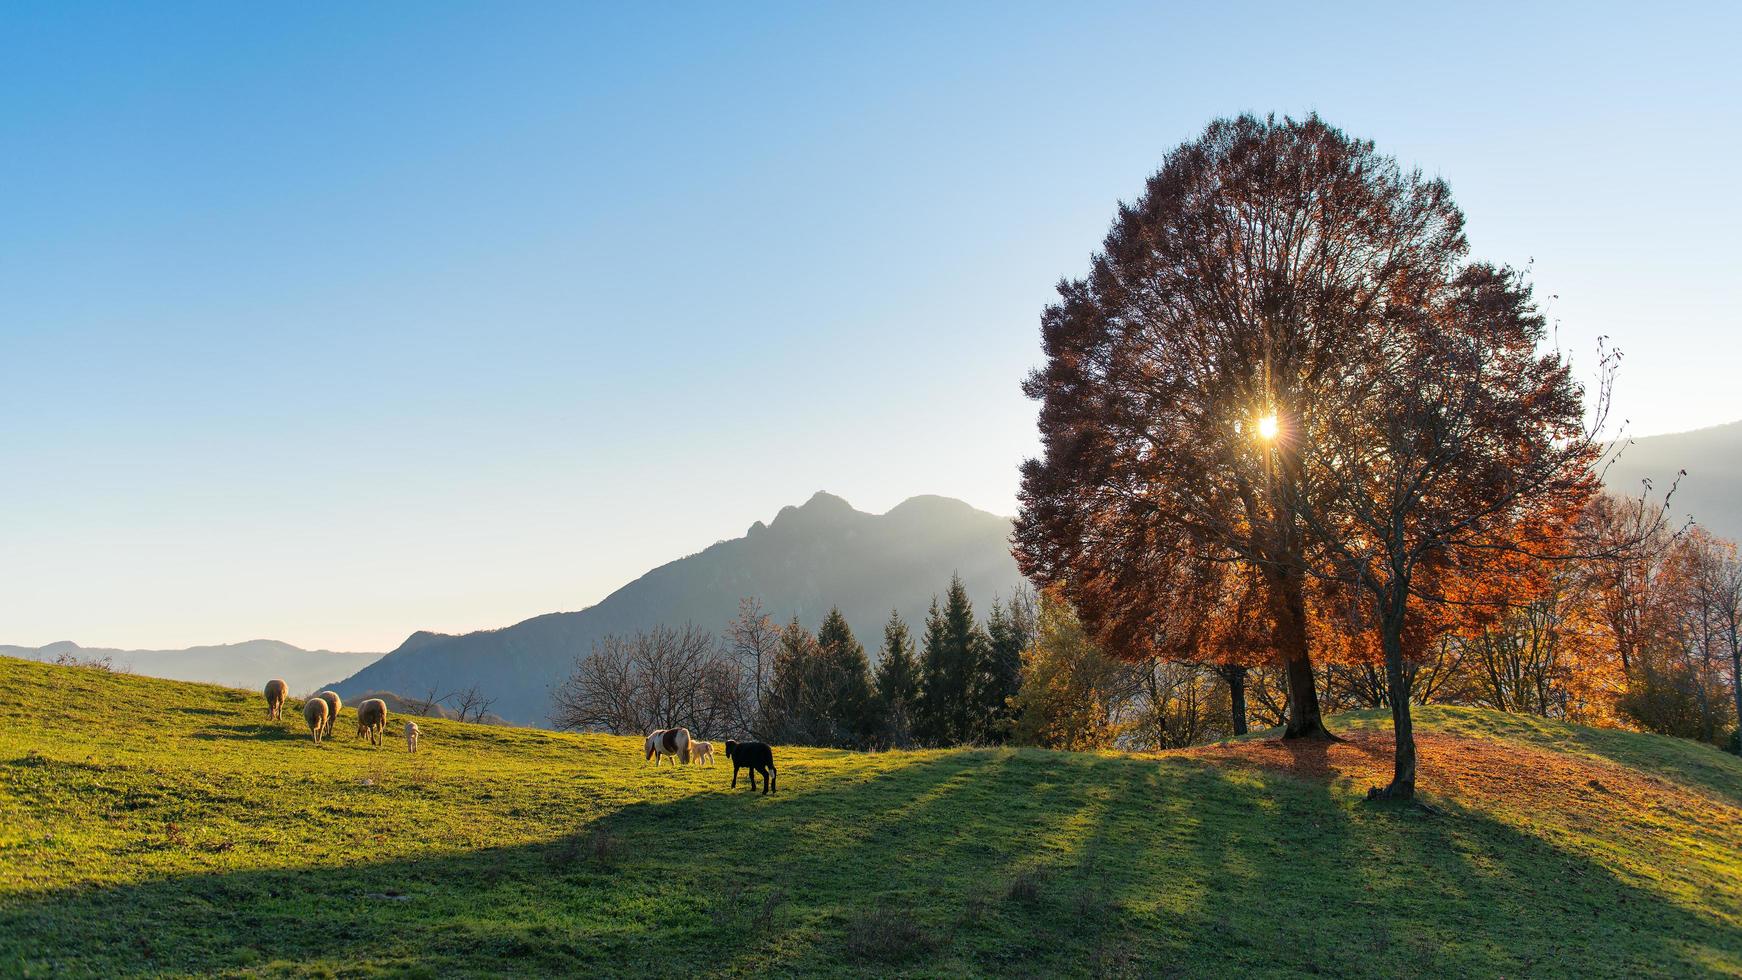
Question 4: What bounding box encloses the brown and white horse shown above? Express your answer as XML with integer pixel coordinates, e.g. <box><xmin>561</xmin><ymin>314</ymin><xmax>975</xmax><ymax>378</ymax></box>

<box><xmin>645</xmin><ymin>727</ymin><xmax>691</xmax><ymax>766</ymax></box>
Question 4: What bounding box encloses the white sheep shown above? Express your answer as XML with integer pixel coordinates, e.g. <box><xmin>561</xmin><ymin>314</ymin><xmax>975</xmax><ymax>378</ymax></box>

<box><xmin>355</xmin><ymin>698</ymin><xmax>387</xmax><ymax>746</ymax></box>
<box><xmin>264</xmin><ymin>679</ymin><xmax>288</xmax><ymax>720</ymax></box>
<box><xmin>302</xmin><ymin>697</ymin><xmax>329</xmax><ymax>744</ymax></box>
<box><xmin>316</xmin><ymin>690</ymin><xmax>342</xmax><ymax>737</ymax></box>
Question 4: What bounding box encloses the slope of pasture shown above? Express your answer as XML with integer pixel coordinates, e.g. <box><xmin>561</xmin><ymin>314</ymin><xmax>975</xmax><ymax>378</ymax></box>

<box><xmin>2</xmin><ymin>657</ymin><xmax>1739</xmax><ymax>978</ymax></box>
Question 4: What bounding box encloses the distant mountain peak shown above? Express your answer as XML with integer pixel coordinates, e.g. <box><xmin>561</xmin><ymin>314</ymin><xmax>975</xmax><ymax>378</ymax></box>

<box><xmin>770</xmin><ymin>490</ymin><xmax>864</xmax><ymax>530</ymax></box>
<box><xmin>887</xmin><ymin>494</ymin><xmax>983</xmax><ymax>518</ymax></box>
<box><xmin>391</xmin><ymin>630</ymin><xmax>458</xmax><ymax>656</ymax></box>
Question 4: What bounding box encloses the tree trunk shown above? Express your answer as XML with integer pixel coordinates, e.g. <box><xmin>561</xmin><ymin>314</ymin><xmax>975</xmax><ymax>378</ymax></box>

<box><xmin>1697</xmin><ymin>620</ymin><xmax>1716</xmax><ymax>743</ymax></box>
<box><xmin>1223</xmin><ymin>665</ymin><xmax>1249</xmax><ymax>736</ymax></box>
<box><xmin>1731</xmin><ymin>645</ymin><xmax>1742</xmax><ymax>753</ymax></box>
<box><xmin>1271</xmin><ymin>567</ymin><xmax>1332</xmax><ymax>739</ymax></box>
<box><xmin>1697</xmin><ymin>667</ymin><xmax>1715</xmax><ymax>744</ymax></box>
<box><xmin>1368</xmin><ymin>607</ymin><xmax>1416</xmax><ymax>801</ymax></box>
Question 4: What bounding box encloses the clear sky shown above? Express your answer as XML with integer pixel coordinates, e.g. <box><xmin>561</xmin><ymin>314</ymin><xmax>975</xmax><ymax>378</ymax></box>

<box><xmin>4</xmin><ymin>2</ymin><xmax>1738</xmax><ymax>652</ymax></box>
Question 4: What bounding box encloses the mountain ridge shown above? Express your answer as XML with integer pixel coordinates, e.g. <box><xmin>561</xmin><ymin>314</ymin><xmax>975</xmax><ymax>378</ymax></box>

<box><xmin>335</xmin><ymin>492</ymin><xmax>1026</xmax><ymax>725</ymax></box>
<box><xmin>1603</xmin><ymin>418</ymin><xmax>1742</xmax><ymax>541</ymax></box>
<box><xmin>0</xmin><ymin>639</ymin><xmax>382</xmax><ymax>696</ymax></box>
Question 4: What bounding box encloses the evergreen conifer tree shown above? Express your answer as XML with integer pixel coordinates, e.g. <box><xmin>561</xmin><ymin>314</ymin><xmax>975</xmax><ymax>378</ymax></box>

<box><xmin>873</xmin><ymin>609</ymin><xmax>920</xmax><ymax>747</ymax></box>
<box><xmin>915</xmin><ymin>575</ymin><xmax>992</xmax><ymax>745</ymax></box>
<box><xmin>761</xmin><ymin>617</ymin><xmax>821</xmax><ymax>743</ymax></box>
<box><xmin>915</xmin><ymin>596</ymin><xmax>952</xmax><ymax>745</ymax></box>
<box><xmin>976</xmin><ymin>589</ymin><xmax>1035</xmax><ymax>742</ymax></box>
<box><xmin>816</xmin><ymin>607</ymin><xmax>876</xmax><ymax>746</ymax></box>
<box><xmin>941</xmin><ymin>573</ymin><xmax>989</xmax><ymax>742</ymax></box>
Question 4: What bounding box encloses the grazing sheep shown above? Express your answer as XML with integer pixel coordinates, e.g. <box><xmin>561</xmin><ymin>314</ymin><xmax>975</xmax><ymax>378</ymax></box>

<box><xmin>355</xmin><ymin>698</ymin><xmax>387</xmax><ymax>746</ymax></box>
<box><xmin>724</xmin><ymin>740</ymin><xmax>777</xmax><ymax>794</ymax></box>
<box><xmin>316</xmin><ymin>690</ymin><xmax>342</xmax><ymax>737</ymax></box>
<box><xmin>264</xmin><ymin>679</ymin><xmax>288</xmax><ymax>720</ymax></box>
<box><xmin>303</xmin><ymin>697</ymin><xmax>329</xmax><ymax>744</ymax></box>
<box><xmin>644</xmin><ymin>728</ymin><xmax>691</xmax><ymax>766</ymax></box>
<box><xmin>690</xmin><ymin>740</ymin><xmax>715</xmax><ymax>766</ymax></box>
<box><xmin>404</xmin><ymin>720</ymin><xmax>420</xmax><ymax>754</ymax></box>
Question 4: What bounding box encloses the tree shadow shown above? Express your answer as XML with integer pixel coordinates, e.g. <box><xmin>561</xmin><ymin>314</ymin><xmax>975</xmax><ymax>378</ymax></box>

<box><xmin>2</xmin><ymin>749</ymin><xmax>1737</xmax><ymax>976</ymax></box>
<box><xmin>1349</xmin><ymin>707</ymin><xmax>1742</xmax><ymax>804</ymax></box>
<box><xmin>186</xmin><ymin>724</ymin><xmax>302</xmax><ymax>741</ymax></box>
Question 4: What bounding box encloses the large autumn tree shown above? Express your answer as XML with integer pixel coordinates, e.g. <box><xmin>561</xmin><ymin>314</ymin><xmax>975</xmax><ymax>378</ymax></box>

<box><xmin>1016</xmin><ymin>114</ymin><xmax>1466</xmax><ymax>739</ymax></box>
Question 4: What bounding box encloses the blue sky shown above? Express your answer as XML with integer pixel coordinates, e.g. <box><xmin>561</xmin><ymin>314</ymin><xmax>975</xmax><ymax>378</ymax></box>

<box><xmin>4</xmin><ymin>2</ymin><xmax>1738</xmax><ymax>651</ymax></box>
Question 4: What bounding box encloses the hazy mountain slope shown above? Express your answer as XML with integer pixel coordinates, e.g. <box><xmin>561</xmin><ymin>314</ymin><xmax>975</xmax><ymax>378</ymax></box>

<box><xmin>0</xmin><ymin>639</ymin><xmax>380</xmax><ymax>696</ymax></box>
<box><xmin>1604</xmin><ymin>419</ymin><xmax>1742</xmax><ymax>541</ymax></box>
<box><xmin>334</xmin><ymin>492</ymin><xmax>1026</xmax><ymax>725</ymax></box>
<box><xmin>4</xmin><ymin>658</ymin><xmax>1738</xmax><ymax>976</ymax></box>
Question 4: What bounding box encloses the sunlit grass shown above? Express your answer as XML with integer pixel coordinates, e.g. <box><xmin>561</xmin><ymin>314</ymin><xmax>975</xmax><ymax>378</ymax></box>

<box><xmin>2</xmin><ymin>656</ymin><xmax>1739</xmax><ymax>976</ymax></box>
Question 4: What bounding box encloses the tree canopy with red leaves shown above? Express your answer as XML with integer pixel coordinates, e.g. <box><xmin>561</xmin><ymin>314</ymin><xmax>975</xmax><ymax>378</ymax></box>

<box><xmin>1016</xmin><ymin>114</ymin><xmax>1607</xmax><ymax>798</ymax></box>
<box><xmin>1016</xmin><ymin>113</ymin><xmax>1467</xmax><ymax>741</ymax></box>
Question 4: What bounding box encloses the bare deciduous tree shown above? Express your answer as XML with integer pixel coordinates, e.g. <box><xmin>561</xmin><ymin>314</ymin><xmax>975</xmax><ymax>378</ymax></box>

<box><xmin>450</xmin><ymin>684</ymin><xmax>499</xmax><ymax>724</ymax></box>
<box><xmin>549</xmin><ymin>625</ymin><xmax>740</xmax><ymax>736</ymax></box>
<box><xmin>724</xmin><ymin>597</ymin><xmax>781</xmax><ymax>737</ymax></box>
<box><xmin>405</xmin><ymin>686</ymin><xmax>454</xmax><ymax>718</ymax></box>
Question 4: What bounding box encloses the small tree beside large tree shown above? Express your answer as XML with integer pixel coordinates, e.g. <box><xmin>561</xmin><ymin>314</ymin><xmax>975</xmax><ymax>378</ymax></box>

<box><xmin>1290</xmin><ymin>263</ymin><xmax>1607</xmax><ymax>799</ymax></box>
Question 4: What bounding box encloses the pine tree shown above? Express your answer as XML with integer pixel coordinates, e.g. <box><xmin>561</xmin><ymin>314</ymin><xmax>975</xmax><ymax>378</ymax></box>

<box><xmin>915</xmin><ymin>575</ymin><xmax>991</xmax><ymax>745</ymax></box>
<box><xmin>976</xmin><ymin>588</ymin><xmax>1035</xmax><ymax>742</ymax></box>
<box><xmin>942</xmin><ymin>573</ymin><xmax>989</xmax><ymax>743</ymax></box>
<box><xmin>760</xmin><ymin>617</ymin><xmax>821</xmax><ymax>744</ymax></box>
<box><xmin>874</xmin><ymin>609</ymin><xmax>920</xmax><ymax>747</ymax></box>
<box><xmin>915</xmin><ymin>597</ymin><xmax>952</xmax><ymax>745</ymax></box>
<box><xmin>816</xmin><ymin>607</ymin><xmax>876</xmax><ymax>747</ymax></box>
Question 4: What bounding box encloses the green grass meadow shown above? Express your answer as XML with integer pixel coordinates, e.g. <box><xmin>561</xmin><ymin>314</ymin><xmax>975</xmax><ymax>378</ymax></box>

<box><xmin>2</xmin><ymin>656</ymin><xmax>1739</xmax><ymax>977</ymax></box>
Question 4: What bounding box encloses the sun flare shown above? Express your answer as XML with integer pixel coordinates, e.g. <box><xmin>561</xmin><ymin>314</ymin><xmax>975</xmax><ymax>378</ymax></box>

<box><xmin>1256</xmin><ymin>412</ymin><xmax>1280</xmax><ymax>441</ymax></box>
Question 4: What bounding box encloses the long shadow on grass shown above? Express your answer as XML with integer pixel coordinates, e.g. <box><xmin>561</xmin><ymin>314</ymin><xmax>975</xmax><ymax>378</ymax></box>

<box><xmin>1340</xmin><ymin>706</ymin><xmax>1742</xmax><ymax>804</ymax></box>
<box><xmin>187</xmin><ymin>723</ymin><xmax>303</xmax><ymax>741</ymax></box>
<box><xmin>2</xmin><ymin>746</ymin><xmax>1738</xmax><ymax>978</ymax></box>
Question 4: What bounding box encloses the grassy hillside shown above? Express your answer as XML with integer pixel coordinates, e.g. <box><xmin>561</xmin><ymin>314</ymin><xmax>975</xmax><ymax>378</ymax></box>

<box><xmin>3</xmin><ymin>657</ymin><xmax>1739</xmax><ymax>977</ymax></box>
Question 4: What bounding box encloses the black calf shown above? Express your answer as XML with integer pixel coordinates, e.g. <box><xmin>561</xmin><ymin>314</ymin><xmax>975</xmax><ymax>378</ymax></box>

<box><xmin>724</xmin><ymin>740</ymin><xmax>777</xmax><ymax>794</ymax></box>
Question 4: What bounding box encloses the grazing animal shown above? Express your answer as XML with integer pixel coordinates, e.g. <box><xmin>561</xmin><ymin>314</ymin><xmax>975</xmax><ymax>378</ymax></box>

<box><xmin>355</xmin><ymin>698</ymin><xmax>388</xmax><ymax>746</ymax></box>
<box><xmin>644</xmin><ymin>728</ymin><xmax>691</xmax><ymax>766</ymax></box>
<box><xmin>724</xmin><ymin>740</ymin><xmax>777</xmax><ymax>794</ymax></box>
<box><xmin>316</xmin><ymin>690</ymin><xmax>342</xmax><ymax>737</ymax></box>
<box><xmin>404</xmin><ymin>720</ymin><xmax>420</xmax><ymax>754</ymax></box>
<box><xmin>690</xmin><ymin>740</ymin><xmax>715</xmax><ymax>766</ymax></box>
<box><xmin>264</xmin><ymin>679</ymin><xmax>288</xmax><ymax>720</ymax></box>
<box><xmin>302</xmin><ymin>697</ymin><xmax>329</xmax><ymax>744</ymax></box>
